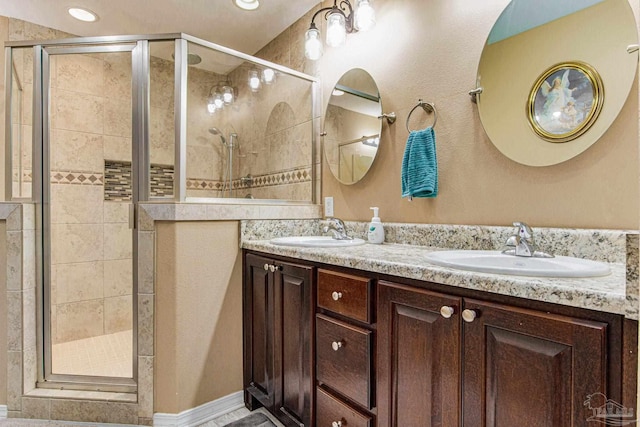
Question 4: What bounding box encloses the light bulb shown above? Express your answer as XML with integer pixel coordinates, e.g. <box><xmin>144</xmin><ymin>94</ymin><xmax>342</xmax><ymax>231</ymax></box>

<box><xmin>214</xmin><ymin>93</ymin><xmax>224</xmax><ymax>109</ymax></box>
<box><xmin>222</xmin><ymin>85</ymin><xmax>234</xmax><ymax>104</ymax></box>
<box><xmin>304</xmin><ymin>27</ymin><xmax>323</xmax><ymax>60</ymax></box>
<box><xmin>355</xmin><ymin>0</ymin><xmax>376</xmax><ymax>31</ymax></box>
<box><xmin>262</xmin><ymin>68</ymin><xmax>275</xmax><ymax>85</ymax></box>
<box><xmin>249</xmin><ymin>70</ymin><xmax>261</xmax><ymax>92</ymax></box>
<box><xmin>207</xmin><ymin>96</ymin><xmax>217</xmax><ymax>114</ymax></box>
<box><xmin>326</xmin><ymin>12</ymin><xmax>347</xmax><ymax>47</ymax></box>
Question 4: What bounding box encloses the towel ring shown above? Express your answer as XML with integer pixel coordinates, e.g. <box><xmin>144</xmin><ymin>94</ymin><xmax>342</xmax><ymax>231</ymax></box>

<box><xmin>406</xmin><ymin>100</ymin><xmax>437</xmax><ymax>132</ymax></box>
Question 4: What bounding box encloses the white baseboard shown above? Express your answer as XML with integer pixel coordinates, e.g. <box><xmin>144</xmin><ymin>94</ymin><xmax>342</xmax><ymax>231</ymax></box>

<box><xmin>153</xmin><ymin>391</ymin><xmax>245</xmax><ymax>427</ymax></box>
<box><xmin>0</xmin><ymin>405</ymin><xmax>7</xmax><ymax>419</ymax></box>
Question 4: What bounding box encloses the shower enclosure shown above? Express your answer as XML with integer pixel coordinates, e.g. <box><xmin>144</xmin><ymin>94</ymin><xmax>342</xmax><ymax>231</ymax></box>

<box><xmin>4</xmin><ymin>33</ymin><xmax>318</xmax><ymax>392</ymax></box>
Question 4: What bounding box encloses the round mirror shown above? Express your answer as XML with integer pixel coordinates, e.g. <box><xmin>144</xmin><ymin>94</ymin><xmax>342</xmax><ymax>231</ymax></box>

<box><xmin>323</xmin><ymin>68</ymin><xmax>382</xmax><ymax>184</ymax></box>
<box><xmin>476</xmin><ymin>0</ymin><xmax>638</xmax><ymax>166</ymax></box>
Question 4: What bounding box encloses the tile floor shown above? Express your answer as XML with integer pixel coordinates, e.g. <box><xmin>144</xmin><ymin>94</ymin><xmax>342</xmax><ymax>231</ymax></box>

<box><xmin>0</xmin><ymin>406</ymin><xmax>284</xmax><ymax>427</ymax></box>
<box><xmin>4</xmin><ymin>329</ymin><xmax>285</xmax><ymax>426</ymax></box>
<box><xmin>51</xmin><ymin>330</ymin><xmax>133</xmax><ymax>378</ymax></box>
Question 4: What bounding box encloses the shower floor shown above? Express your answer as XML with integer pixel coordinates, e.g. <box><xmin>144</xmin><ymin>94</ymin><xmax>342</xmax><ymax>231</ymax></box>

<box><xmin>51</xmin><ymin>329</ymin><xmax>132</xmax><ymax>378</ymax></box>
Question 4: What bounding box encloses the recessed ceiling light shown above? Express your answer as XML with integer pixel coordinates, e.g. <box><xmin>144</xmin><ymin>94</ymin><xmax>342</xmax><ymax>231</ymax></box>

<box><xmin>234</xmin><ymin>0</ymin><xmax>260</xmax><ymax>11</ymax></box>
<box><xmin>68</xmin><ymin>7</ymin><xmax>98</xmax><ymax>22</ymax></box>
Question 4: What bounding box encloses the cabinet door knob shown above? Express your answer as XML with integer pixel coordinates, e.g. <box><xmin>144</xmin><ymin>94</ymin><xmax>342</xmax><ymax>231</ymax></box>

<box><xmin>332</xmin><ymin>421</ymin><xmax>343</xmax><ymax>427</ymax></box>
<box><xmin>440</xmin><ymin>305</ymin><xmax>455</xmax><ymax>319</ymax></box>
<box><xmin>331</xmin><ymin>291</ymin><xmax>343</xmax><ymax>301</ymax></box>
<box><xmin>269</xmin><ymin>264</ymin><xmax>276</xmax><ymax>272</ymax></box>
<box><xmin>331</xmin><ymin>341</ymin><xmax>343</xmax><ymax>351</ymax></box>
<box><xmin>462</xmin><ymin>309</ymin><xmax>478</xmax><ymax>323</ymax></box>
<box><xmin>263</xmin><ymin>263</ymin><xmax>269</xmax><ymax>271</ymax></box>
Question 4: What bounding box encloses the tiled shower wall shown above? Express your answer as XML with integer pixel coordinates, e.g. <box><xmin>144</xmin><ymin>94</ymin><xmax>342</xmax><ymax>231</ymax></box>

<box><xmin>48</xmin><ymin>51</ymin><xmax>133</xmax><ymax>344</ymax></box>
<box><xmin>224</xmin><ymin>64</ymin><xmax>314</xmax><ymax>201</ymax></box>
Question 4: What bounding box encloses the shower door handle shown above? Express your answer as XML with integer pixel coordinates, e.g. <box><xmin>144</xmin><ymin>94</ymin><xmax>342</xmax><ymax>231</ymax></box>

<box><xmin>129</xmin><ymin>203</ymin><xmax>136</xmax><ymax>230</ymax></box>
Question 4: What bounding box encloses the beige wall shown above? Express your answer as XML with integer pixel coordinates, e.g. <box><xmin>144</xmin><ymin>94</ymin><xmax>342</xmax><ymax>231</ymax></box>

<box><xmin>155</xmin><ymin>221</ymin><xmax>243</xmax><ymax>413</ymax></box>
<box><xmin>0</xmin><ymin>221</ymin><xmax>6</xmax><ymax>405</ymax></box>
<box><xmin>257</xmin><ymin>0</ymin><xmax>640</xmax><ymax>229</ymax></box>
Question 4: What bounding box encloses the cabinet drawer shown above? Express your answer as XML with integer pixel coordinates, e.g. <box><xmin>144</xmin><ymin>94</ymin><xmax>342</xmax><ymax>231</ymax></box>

<box><xmin>318</xmin><ymin>269</ymin><xmax>372</xmax><ymax>323</ymax></box>
<box><xmin>316</xmin><ymin>387</ymin><xmax>372</xmax><ymax>427</ymax></box>
<box><xmin>316</xmin><ymin>314</ymin><xmax>373</xmax><ymax>408</ymax></box>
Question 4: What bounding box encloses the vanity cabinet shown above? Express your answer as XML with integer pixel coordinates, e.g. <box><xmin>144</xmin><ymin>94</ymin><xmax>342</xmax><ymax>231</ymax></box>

<box><xmin>377</xmin><ymin>281</ymin><xmax>610</xmax><ymax>427</ymax></box>
<box><xmin>243</xmin><ymin>252</ymin><xmax>315</xmax><ymax>427</ymax></box>
<box><xmin>242</xmin><ymin>251</ymin><xmax>632</xmax><ymax>427</ymax></box>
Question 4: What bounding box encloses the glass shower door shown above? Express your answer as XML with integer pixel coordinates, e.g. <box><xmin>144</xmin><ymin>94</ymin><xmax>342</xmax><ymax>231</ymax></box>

<box><xmin>43</xmin><ymin>45</ymin><xmax>136</xmax><ymax>383</ymax></box>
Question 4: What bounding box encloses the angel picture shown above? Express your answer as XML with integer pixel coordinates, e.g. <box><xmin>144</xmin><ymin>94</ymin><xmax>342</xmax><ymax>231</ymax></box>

<box><xmin>528</xmin><ymin>62</ymin><xmax>603</xmax><ymax>142</ymax></box>
<box><xmin>540</xmin><ymin>70</ymin><xmax>576</xmax><ymax>124</ymax></box>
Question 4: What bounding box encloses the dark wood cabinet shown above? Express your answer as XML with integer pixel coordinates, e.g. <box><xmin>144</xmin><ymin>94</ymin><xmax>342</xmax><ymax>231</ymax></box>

<box><xmin>377</xmin><ymin>281</ymin><xmax>462</xmax><ymax>427</ymax></box>
<box><xmin>315</xmin><ymin>268</ymin><xmax>376</xmax><ymax>426</ymax></box>
<box><xmin>462</xmin><ymin>298</ymin><xmax>608</xmax><ymax>427</ymax></box>
<box><xmin>243</xmin><ymin>251</ymin><xmax>634</xmax><ymax>427</ymax></box>
<box><xmin>243</xmin><ymin>252</ymin><xmax>314</xmax><ymax>427</ymax></box>
<box><xmin>377</xmin><ymin>281</ymin><xmax>613</xmax><ymax>427</ymax></box>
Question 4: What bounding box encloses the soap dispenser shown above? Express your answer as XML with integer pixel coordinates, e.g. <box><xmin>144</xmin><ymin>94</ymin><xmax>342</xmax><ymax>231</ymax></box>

<box><xmin>367</xmin><ymin>207</ymin><xmax>385</xmax><ymax>244</ymax></box>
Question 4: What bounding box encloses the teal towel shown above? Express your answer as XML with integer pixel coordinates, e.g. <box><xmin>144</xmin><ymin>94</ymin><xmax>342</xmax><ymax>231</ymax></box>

<box><xmin>401</xmin><ymin>127</ymin><xmax>438</xmax><ymax>199</ymax></box>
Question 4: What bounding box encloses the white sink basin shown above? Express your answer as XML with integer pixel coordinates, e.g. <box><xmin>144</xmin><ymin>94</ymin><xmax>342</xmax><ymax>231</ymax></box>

<box><xmin>270</xmin><ymin>236</ymin><xmax>366</xmax><ymax>248</ymax></box>
<box><xmin>425</xmin><ymin>250</ymin><xmax>611</xmax><ymax>278</ymax></box>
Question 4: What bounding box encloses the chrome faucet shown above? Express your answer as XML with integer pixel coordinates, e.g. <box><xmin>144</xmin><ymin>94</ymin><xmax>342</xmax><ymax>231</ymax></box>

<box><xmin>322</xmin><ymin>217</ymin><xmax>352</xmax><ymax>240</ymax></box>
<box><xmin>503</xmin><ymin>222</ymin><xmax>553</xmax><ymax>258</ymax></box>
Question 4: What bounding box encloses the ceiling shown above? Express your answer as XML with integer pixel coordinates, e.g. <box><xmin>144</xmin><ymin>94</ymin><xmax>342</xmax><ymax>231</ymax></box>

<box><xmin>0</xmin><ymin>0</ymin><xmax>319</xmax><ymax>56</ymax></box>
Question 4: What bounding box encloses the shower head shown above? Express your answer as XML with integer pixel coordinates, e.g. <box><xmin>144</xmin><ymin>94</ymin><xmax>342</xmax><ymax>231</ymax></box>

<box><xmin>209</xmin><ymin>127</ymin><xmax>226</xmax><ymax>145</ymax></box>
<box><xmin>171</xmin><ymin>52</ymin><xmax>202</xmax><ymax>65</ymax></box>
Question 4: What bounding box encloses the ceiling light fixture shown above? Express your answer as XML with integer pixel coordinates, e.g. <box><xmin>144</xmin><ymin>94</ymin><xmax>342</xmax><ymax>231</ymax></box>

<box><xmin>68</xmin><ymin>7</ymin><xmax>98</xmax><ymax>22</ymax></box>
<box><xmin>234</xmin><ymin>0</ymin><xmax>260</xmax><ymax>11</ymax></box>
<box><xmin>304</xmin><ymin>0</ymin><xmax>376</xmax><ymax>60</ymax></box>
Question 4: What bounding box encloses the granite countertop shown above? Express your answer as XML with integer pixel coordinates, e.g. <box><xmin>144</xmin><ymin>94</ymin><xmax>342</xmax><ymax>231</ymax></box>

<box><xmin>242</xmin><ymin>239</ymin><xmax>630</xmax><ymax>318</ymax></box>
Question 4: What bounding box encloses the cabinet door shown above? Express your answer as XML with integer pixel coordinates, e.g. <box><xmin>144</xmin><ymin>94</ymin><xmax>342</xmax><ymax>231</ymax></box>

<box><xmin>377</xmin><ymin>281</ymin><xmax>462</xmax><ymax>427</ymax></box>
<box><xmin>274</xmin><ymin>260</ymin><xmax>314</xmax><ymax>427</ymax></box>
<box><xmin>244</xmin><ymin>253</ymin><xmax>276</xmax><ymax>410</ymax></box>
<box><xmin>463</xmin><ymin>298</ymin><xmax>608</xmax><ymax>427</ymax></box>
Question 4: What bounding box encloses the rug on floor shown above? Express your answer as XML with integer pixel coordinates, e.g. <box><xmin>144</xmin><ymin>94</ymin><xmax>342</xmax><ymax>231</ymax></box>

<box><xmin>222</xmin><ymin>413</ymin><xmax>276</xmax><ymax>427</ymax></box>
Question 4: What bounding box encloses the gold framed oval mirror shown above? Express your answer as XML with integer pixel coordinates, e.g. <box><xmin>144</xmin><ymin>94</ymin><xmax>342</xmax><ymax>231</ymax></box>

<box><xmin>323</xmin><ymin>68</ymin><xmax>382</xmax><ymax>185</ymax></box>
<box><xmin>476</xmin><ymin>0</ymin><xmax>638</xmax><ymax>166</ymax></box>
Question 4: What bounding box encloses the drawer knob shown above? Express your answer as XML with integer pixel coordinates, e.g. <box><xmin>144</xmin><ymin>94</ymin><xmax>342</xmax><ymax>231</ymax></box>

<box><xmin>462</xmin><ymin>309</ymin><xmax>478</xmax><ymax>323</ymax></box>
<box><xmin>440</xmin><ymin>305</ymin><xmax>455</xmax><ymax>319</ymax></box>
<box><xmin>331</xmin><ymin>340</ymin><xmax>343</xmax><ymax>351</ymax></box>
<box><xmin>263</xmin><ymin>263</ymin><xmax>269</xmax><ymax>271</ymax></box>
<box><xmin>332</xmin><ymin>421</ymin><xmax>343</xmax><ymax>427</ymax></box>
<box><xmin>331</xmin><ymin>291</ymin><xmax>343</xmax><ymax>301</ymax></box>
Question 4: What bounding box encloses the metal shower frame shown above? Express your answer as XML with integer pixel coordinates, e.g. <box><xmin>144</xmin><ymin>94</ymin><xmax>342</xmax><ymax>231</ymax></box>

<box><xmin>4</xmin><ymin>33</ymin><xmax>319</xmax><ymax>393</ymax></box>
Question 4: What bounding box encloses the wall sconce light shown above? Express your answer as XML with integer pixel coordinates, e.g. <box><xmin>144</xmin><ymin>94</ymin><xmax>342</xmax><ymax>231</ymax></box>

<box><xmin>304</xmin><ymin>0</ymin><xmax>376</xmax><ymax>60</ymax></box>
<box><xmin>207</xmin><ymin>82</ymin><xmax>235</xmax><ymax>114</ymax></box>
<box><xmin>248</xmin><ymin>69</ymin><xmax>261</xmax><ymax>92</ymax></box>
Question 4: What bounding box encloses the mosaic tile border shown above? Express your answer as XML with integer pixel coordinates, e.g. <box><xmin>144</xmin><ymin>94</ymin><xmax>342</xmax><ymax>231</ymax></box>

<box><xmin>241</xmin><ymin>166</ymin><xmax>312</xmax><ymax>189</ymax></box>
<box><xmin>12</xmin><ymin>170</ymin><xmax>32</xmax><ymax>183</ymax></box>
<box><xmin>187</xmin><ymin>166</ymin><xmax>313</xmax><ymax>192</ymax></box>
<box><xmin>51</xmin><ymin>171</ymin><xmax>104</xmax><ymax>186</ymax></box>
